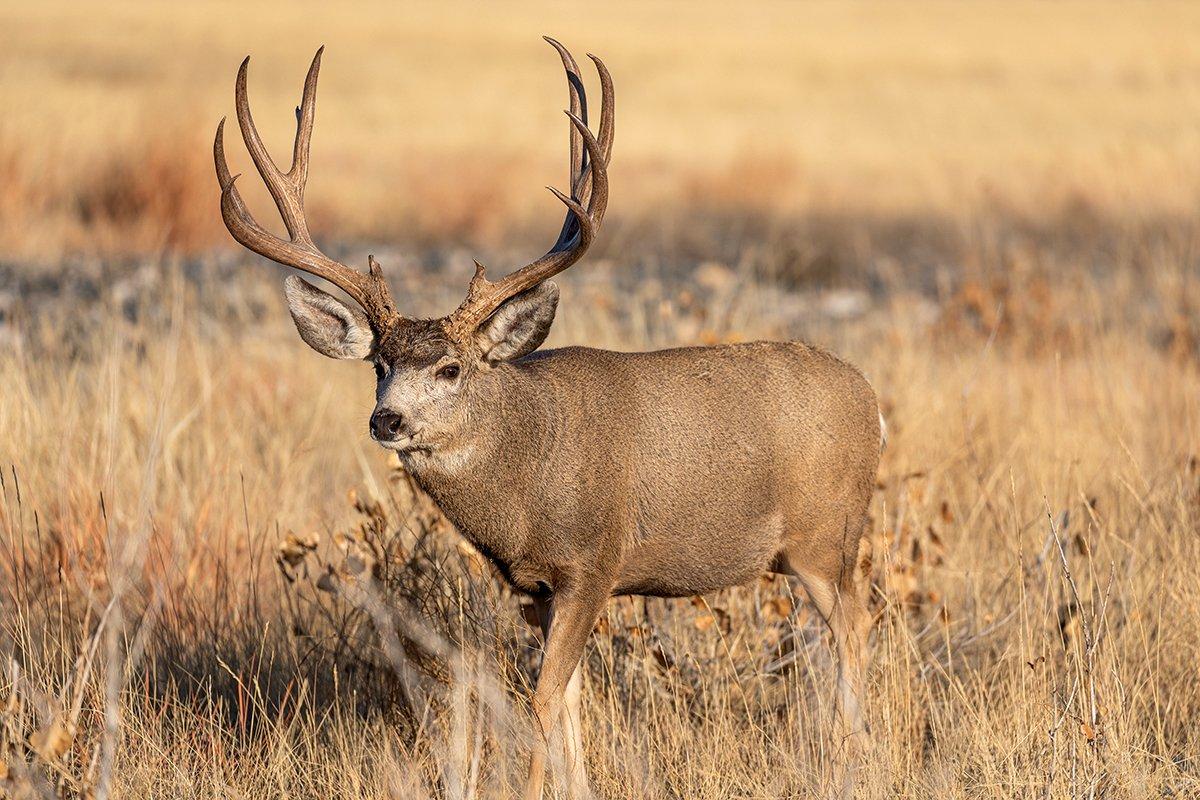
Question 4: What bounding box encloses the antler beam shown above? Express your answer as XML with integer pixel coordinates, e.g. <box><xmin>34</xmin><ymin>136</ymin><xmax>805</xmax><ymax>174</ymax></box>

<box><xmin>214</xmin><ymin>48</ymin><xmax>399</xmax><ymax>331</ymax></box>
<box><xmin>446</xmin><ymin>37</ymin><xmax>614</xmax><ymax>343</ymax></box>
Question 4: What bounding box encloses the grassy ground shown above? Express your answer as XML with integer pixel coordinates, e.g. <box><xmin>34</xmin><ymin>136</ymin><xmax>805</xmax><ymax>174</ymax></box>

<box><xmin>2</xmin><ymin>2</ymin><xmax>1199</xmax><ymax>798</ymax></box>
<box><xmin>3</xmin><ymin>241</ymin><xmax>1198</xmax><ymax>798</ymax></box>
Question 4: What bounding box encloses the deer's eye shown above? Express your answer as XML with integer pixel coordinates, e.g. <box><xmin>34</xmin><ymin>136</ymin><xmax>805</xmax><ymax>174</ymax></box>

<box><xmin>436</xmin><ymin>363</ymin><xmax>460</xmax><ymax>381</ymax></box>
<box><xmin>374</xmin><ymin>363</ymin><xmax>386</xmax><ymax>380</ymax></box>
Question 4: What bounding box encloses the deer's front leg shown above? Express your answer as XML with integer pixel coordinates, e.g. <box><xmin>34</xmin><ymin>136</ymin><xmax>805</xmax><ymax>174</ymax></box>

<box><xmin>532</xmin><ymin>597</ymin><xmax>590</xmax><ymax>798</ymax></box>
<box><xmin>524</xmin><ymin>582</ymin><xmax>610</xmax><ymax>800</ymax></box>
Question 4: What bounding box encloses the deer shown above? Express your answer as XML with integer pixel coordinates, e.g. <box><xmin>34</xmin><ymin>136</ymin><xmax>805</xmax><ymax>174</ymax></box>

<box><xmin>214</xmin><ymin>38</ymin><xmax>882</xmax><ymax>800</ymax></box>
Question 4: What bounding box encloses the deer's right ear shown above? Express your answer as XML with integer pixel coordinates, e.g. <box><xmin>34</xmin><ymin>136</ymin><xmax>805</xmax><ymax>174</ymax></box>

<box><xmin>475</xmin><ymin>281</ymin><xmax>558</xmax><ymax>364</ymax></box>
<box><xmin>284</xmin><ymin>276</ymin><xmax>376</xmax><ymax>360</ymax></box>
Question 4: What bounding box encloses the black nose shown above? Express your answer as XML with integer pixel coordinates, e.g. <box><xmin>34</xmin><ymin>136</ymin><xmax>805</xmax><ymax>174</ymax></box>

<box><xmin>370</xmin><ymin>409</ymin><xmax>406</xmax><ymax>441</ymax></box>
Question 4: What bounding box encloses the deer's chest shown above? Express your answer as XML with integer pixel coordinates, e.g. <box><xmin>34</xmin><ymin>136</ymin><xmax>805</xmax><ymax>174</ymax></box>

<box><xmin>441</xmin><ymin>500</ymin><xmax>561</xmax><ymax>595</ymax></box>
<box><xmin>406</xmin><ymin>457</ymin><xmax>552</xmax><ymax>591</ymax></box>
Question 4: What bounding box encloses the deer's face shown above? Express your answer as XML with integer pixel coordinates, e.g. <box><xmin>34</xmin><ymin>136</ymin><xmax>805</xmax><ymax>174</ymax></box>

<box><xmin>367</xmin><ymin>323</ymin><xmax>471</xmax><ymax>452</ymax></box>
<box><xmin>282</xmin><ymin>276</ymin><xmax>559</xmax><ymax>453</ymax></box>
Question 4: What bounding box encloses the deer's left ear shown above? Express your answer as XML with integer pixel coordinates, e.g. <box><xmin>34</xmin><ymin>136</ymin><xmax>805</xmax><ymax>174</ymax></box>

<box><xmin>475</xmin><ymin>281</ymin><xmax>558</xmax><ymax>364</ymax></box>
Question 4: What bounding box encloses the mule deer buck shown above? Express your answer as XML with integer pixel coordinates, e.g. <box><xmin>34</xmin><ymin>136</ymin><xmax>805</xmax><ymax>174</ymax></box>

<box><xmin>215</xmin><ymin>38</ymin><xmax>881</xmax><ymax>799</ymax></box>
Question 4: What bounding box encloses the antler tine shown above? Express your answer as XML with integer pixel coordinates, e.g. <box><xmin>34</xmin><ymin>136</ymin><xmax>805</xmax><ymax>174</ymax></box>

<box><xmin>234</xmin><ymin>52</ymin><xmax>313</xmax><ymax>243</ymax></box>
<box><xmin>446</xmin><ymin>39</ymin><xmax>613</xmax><ymax>342</ymax></box>
<box><xmin>569</xmin><ymin>54</ymin><xmax>614</xmax><ymax>214</ymax></box>
<box><xmin>214</xmin><ymin>49</ymin><xmax>399</xmax><ymax>330</ymax></box>
<box><xmin>291</xmin><ymin>47</ymin><xmax>322</xmax><ymax>187</ymax></box>
<box><xmin>543</xmin><ymin>41</ymin><xmax>614</xmax><ymax>248</ymax></box>
<box><xmin>543</xmin><ymin>37</ymin><xmax>584</xmax><ymax>201</ymax></box>
<box><xmin>589</xmin><ymin>54</ymin><xmax>615</xmax><ymax>194</ymax></box>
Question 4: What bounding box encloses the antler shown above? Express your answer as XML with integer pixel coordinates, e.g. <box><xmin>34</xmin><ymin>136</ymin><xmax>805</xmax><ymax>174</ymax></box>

<box><xmin>214</xmin><ymin>48</ymin><xmax>399</xmax><ymax>331</ymax></box>
<box><xmin>445</xmin><ymin>37</ymin><xmax>614</xmax><ymax>343</ymax></box>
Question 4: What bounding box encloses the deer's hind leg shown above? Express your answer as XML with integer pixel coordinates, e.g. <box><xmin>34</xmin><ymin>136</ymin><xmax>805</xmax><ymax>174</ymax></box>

<box><xmin>776</xmin><ymin>534</ymin><xmax>872</xmax><ymax>799</ymax></box>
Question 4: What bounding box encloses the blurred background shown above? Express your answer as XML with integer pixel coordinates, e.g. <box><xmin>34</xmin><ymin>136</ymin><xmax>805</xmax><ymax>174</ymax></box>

<box><xmin>3</xmin><ymin>0</ymin><xmax>1198</xmax><ymax>261</ymax></box>
<box><xmin>2</xmin><ymin>3</ymin><xmax>1199</xmax><ymax>798</ymax></box>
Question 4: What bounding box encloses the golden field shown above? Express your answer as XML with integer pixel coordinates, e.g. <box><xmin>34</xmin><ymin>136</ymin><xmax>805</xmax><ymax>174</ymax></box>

<box><xmin>1</xmin><ymin>2</ymin><xmax>1199</xmax><ymax>798</ymax></box>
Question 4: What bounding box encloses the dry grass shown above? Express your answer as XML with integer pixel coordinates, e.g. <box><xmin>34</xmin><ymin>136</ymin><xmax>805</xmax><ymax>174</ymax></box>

<box><xmin>1</xmin><ymin>239</ymin><xmax>1198</xmax><ymax>797</ymax></box>
<box><xmin>2</xmin><ymin>3</ymin><xmax>1200</xmax><ymax>798</ymax></box>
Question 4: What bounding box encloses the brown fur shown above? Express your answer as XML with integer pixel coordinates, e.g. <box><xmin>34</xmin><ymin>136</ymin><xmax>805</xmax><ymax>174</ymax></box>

<box><xmin>402</xmin><ymin>341</ymin><xmax>881</xmax><ymax>603</ymax></box>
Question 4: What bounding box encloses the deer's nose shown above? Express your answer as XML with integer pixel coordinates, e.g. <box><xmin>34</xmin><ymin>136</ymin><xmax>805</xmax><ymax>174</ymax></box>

<box><xmin>370</xmin><ymin>409</ymin><xmax>407</xmax><ymax>441</ymax></box>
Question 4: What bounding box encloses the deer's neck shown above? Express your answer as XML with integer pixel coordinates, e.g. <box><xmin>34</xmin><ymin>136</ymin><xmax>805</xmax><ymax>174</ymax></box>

<box><xmin>398</xmin><ymin>363</ymin><xmax>560</xmax><ymax>571</ymax></box>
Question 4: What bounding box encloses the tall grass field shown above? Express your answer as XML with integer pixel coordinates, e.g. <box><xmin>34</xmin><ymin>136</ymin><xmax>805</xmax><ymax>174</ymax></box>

<box><xmin>1</xmin><ymin>2</ymin><xmax>1198</xmax><ymax>798</ymax></box>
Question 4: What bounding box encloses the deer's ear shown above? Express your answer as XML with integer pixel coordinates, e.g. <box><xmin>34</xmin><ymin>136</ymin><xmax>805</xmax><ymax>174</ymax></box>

<box><xmin>475</xmin><ymin>281</ymin><xmax>558</xmax><ymax>364</ymax></box>
<box><xmin>284</xmin><ymin>276</ymin><xmax>376</xmax><ymax>360</ymax></box>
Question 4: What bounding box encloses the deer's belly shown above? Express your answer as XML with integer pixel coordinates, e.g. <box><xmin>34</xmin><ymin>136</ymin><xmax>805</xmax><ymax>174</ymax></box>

<box><xmin>613</xmin><ymin>512</ymin><xmax>785</xmax><ymax>597</ymax></box>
